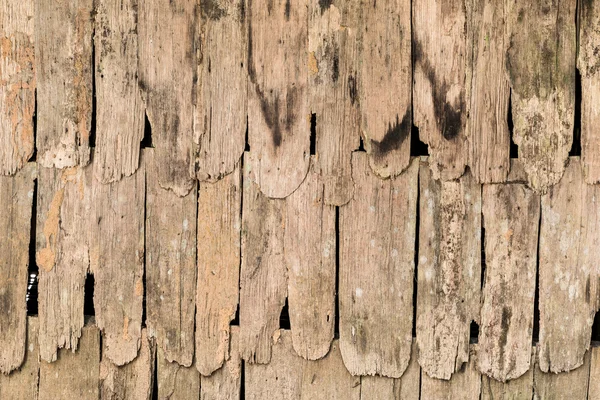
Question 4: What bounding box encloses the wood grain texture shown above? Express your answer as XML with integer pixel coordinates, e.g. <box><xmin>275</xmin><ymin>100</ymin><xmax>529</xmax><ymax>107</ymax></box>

<box><xmin>420</xmin><ymin>346</ymin><xmax>481</xmax><ymax>400</ymax></box>
<box><xmin>201</xmin><ymin>327</ymin><xmax>242</xmax><ymax>400</ymax></box>
<box><xmin>93</xmin><ymin>0</ymin><xmax>144</xmax><ymax>183</ymax></box>
<box><xmin>0</xmin><ymin>318</ymin><xmax>40</xmax><ymax>399</ymax></box>
<box><xmin>90</xmin><ymin>162</ymin><xmax>145</xmax><ymax>366</ymax></box>
<box><xmin>417</xmin><ymin>161</ymin><xmax>481</xmax><ymax>380</ymax></box>
<box><xmin>196</xmin><ymin>163</ymin><xmax>241</xmax><ymax>375</ymax></box>
<box><xmin>308</xmin><ymin>0</ymin><xmax>360</xmax><ymax>205</ymax></box>
<box><xmin>247</xmin><ymin>0</ymin><xmax>310</xmax><ymax>199</ymax></box>
<box><xmin>240</xmin><ymin>152</ymin><xmax>287</xmax><ymax>364</ymax></box>
<box><xmin>538</xmin><ymin>158</ymin><xmax>599</xmax><ymax>373</ymax></box>
<box><xmin>158</xmin><ymin>347</ymin><xmax>201</xmax><ymax>400</ymax></box>
<box><xmin>588</xmin><ymin>346</ymin><xmax>600</xmax><ymax>399</ymax></box>
<box><xmin>285</xmin><ymin>158</ymin><xmax>335</xmax><ymax>360</ymax></box>
<box><xmin>481</xmin><ymin>348</ymin><xmax>534</xmax><ymax>400</ymax></box>
<box><xmin>360</xmin><ymin>0</ymin><xmax>411</xmax><ymax>179</ymax></box>
<box><xmin>146</xmin><ymin>149</ymin><xmax>197</xmax><ymax>367</ymax></box>
<box><xmin>413</xmin><ymin>0</ymin><xmax>470</xmax><ymax>181</ymax></box>
<box><xmin>35</xmin><ymin>0</ymin><xmax>92</xmax><ymax>169</ymax></box>
<box><xmin>36</xmin><ymin>166</ymin><xmax>92</xmax><ymax>362</ymax></box>
<box><xmin>100</xmin><ymin>329</ymin><xmax>155</xmax><ymax>400</ymax></box>
<box><xmin>138</xmin><ymin>0</ymin><xmax>196</xmax><ymax>196</ymax></box>
<box><xmin>38</xmin><ymin>324</ymin><xmax>100</xmax><ymax>400</ymax></box>
<box><xmin>194</xmin><ymin>0</ymin><xmax>247</xmax><ymax>182</ymax></box>
<box><xmin>479</xmin><ymin>177</ymin><xmax>540</xmax><ymax>381</ymax></box>
<box><xmin>0</xmin><ymin>0</ymin><xmax>35</xmax><ymax>175</ymax></box>
<box><xmin>532</xmin><ymin>347</ymin><xmax>590</xmax><ymax>400</ymax></box>
<box><xmin>339</xmin><ymin>153</ymin><xmax>418</xmax><ymax>378</ymax></box>
<box><xmin>505</xmin><ymin>0</ymin><xmax>576</xmax><ymax>192</ymax></box>
<box><xmin>0</xmin><ymin>162</ymin><xmax>35</xmax><ymax>373</ymax></box>
<box><xmin>468</xmin><ymin>0</ymin><xmax>511</xmax><ymax>183</ymax></box>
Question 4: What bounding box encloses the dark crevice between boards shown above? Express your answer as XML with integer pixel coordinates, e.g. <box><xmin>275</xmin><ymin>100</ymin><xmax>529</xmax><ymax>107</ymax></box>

<box><xmin>140</xmin><ymin>112</ymin><xmax>153</xmax><ymax>148</ymax></box>
<box><xmin>570</xmin><ymin>68</ymin><xmax>582</xmax><ymax>157</ymax></box>
<box><xmin>151</xmin><ymin>350</ymin><xmax>159</xmax><ymax>400</ymax></box>
<box><xmin>26</xmin><ymin>178</ymin><xmax>38</xmax><ymax>316</ymax></box>
<box><xmin>532</xmin><ymin>200</ymin><xmax>542</xmax><ymax>344</ymax></box>
<box><xmin>334</xmin><ymin>206</ymin><xmax>340</xmax><ymax>339</ymax></box>
<box><xmin>240</xmin><ymin>359</ymin><xmax>246</xmax><ymax>400</ymax></box>
<box><xmin>591</xmin><ymin>312</ymin><xmax>600</xmax><ymax>342</ymax></box>
<box><xmin>357</xmin><ymin>135</ymin><xmax>365</xmax><ymax>152</ymax></box>
<box><xmin>84</xmin><ymin>273</ymin><xmax>95</xmax><ymax>317</ymax></box>
<box><xmin>231</xmin><ymin>304</ymin><xmax>240</xmax><ymax>326</ymax></box>
<box><xmin>412</xmin><ymin>171</ymin><xmax>420</xmax><ymax>339</ymax></box>
<box><xmin>244</xmin><ymin>115</ymin><xmax>250</xmax><ymax>152</ymax></box>
<box><xmin>310</xmin><ymin>113</ymin><xmax>317</xmax><ymax>155</ymax></box>
<box><xmin>279</xmin><ymin>298</ymin><xmax>291</xmax><ymax>330</ymax></box>
<box><xmin>410</xmin><ymin>124</ymin><xmax>429</xmax><ymax>157</ymax></box>
<box><xmin>89</xmin><ymin>30</ymin><xmax>97</xmax><ymax>149</ymax></box>
<box><xmin>469</xmin><ymin>321</ymin><xmax>480</xmax><ymax>344</ymax></box>
<box><xmin>141</xmin><ymin>168</ymin><xmax>148</xmax><ymax>328</ymax></box>
<box><xmin>30</xmin><ymin>90</ymin><xmax>37</xmax><ymax>162</ymax></box>
<box><xmin>508</xmin><ymin>90</ymin><xmax>518</xmax><ymax>159</ymax></box>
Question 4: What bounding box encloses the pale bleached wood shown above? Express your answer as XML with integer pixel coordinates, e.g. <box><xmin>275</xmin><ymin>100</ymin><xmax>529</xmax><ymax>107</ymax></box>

<box><xmin>196</xmin><ymin>163</ymin><xmax>241</xmax><ymax>375</ymax></box>
<box><xmin>90</xmin><ymin>162</ymin><xmax>145</xmax><ymax>366</ymax></box>
<box><xmin>36</xmin><ymin>166</ymin><xmax>92</xmax><ymax>362</ymax></box>
<box><xmin>0</xmin><ymin>0</ymin><xmax>35</xmax><ymax>175</ymax></box>
<box><xmin>100</xmin><ymin>329</ymin><xmax>155</xmax><ymax>400</ymax></box>
<box><xmin>93</xmin><ymin>0</ymin><xmax>144</xmax><ymax>183</ymax></box>
<box><xmin>0</xmin><ymin>163</ymin><xmax>35</xmax><ymax>373</ymax></box>
<box><xmin>416</xmin><ymin>161</ymin><xmax>481</xmax><ymax>380</ymax></box>
<box><xmin>145</xmin><ymin>149</ymin><xmax>196</xmax><ymax>367</ymax></box>
<box><xmin>479</xmin><ymin>177</ymin><xmax>540</xmax><ymax>381</ymax></box>
<box><xmin>533</xmin><ymin>347</ymin><xmax>590</xmax><ymax>400</ymax></box>
<box><xmin>481</xmin><ymin>349</ymin><xmax>534</xmax><ymax>400</ymax></box>
<box><xmin>194</xmin><ymin>0</ymin><xmax>247</xmax><ymax>182</ymax></box>
<box><xmin>239</xmin><ymin>152</ymin><xmax>287</xmax><ymax>364</ymax></box>
<box><xmin>0</xmin><ymin>318</ymin><xmax>40</xmax><ymax>399</ymax></box>
<box><xmin>138</xmin><ymin>0</ymin><xmax>195</xmax><ymax>196</ymax></box>
<box><xmin>35</xmin><ymin>0</ymin><xmax>92</xmax><ymax>169</ymax></box>
<box><xmin>201</xmin><ymin>327</ymin><xmax>242</xmax><ymax>400</ymax></box>
<box><xmin>420</xmin><ymin>346</ymin><xmax>481</xmax><ymax>400</ymax></box>
<box><xmin>468</xmin><ymin>0</ymin><xmax>511</xmax><ymax>183</ymax></box>
<box><xmin>158</xmin><ymin>347</ymin><xmax>201</xmax><ymax>400</ymax></box>
<box><xmin>538</xmin><ymin>158</ymin><xmax>599</xmax><ymax>373</ymax></box>
<box><xmin>413</xmin><ymin>0</ymin><xmax>470</xmax><ymax>181</ymax></box>
<box><xmin>588</xmin><ymin>346</ymin><xmax>600</xmax><ymax>399</ymax></box>
<box><xmin>339</xmin><ymin>152</ymin><xmax>418</xmax><ymax>378</ymax></box>
<box><xmin>247</xmin><ymin>0</ymin><xmax>310</xmax><ymax>199</ymax></box>
<box><xmin>308</xmin><ymin>0</ymin><xmax>360</xmax><ymax>205</ymax></box>
<box><xmin>38</xmin><ymin>324</ymin><xmax>100</xmax><ymax>400</ymax></box>
<box><xmin>505</xmin><ymin>1</ymin><xmax>576</xmax><ymax>192</ymax></box>
<box><xmin>285</xmin><ymin>158</ymin><xmax>335</xmax><ymax>360</ymax></box>
<box><xmin>360</xmin><ymin>0</ymin><xmax>411</xmax><ymax>179</ymax></box>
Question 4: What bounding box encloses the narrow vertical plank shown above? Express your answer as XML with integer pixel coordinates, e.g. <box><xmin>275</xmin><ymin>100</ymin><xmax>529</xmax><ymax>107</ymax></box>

<box><xmin>247</xmin><ymin>0</ymin><xmax>310</xmax><ymax>199</ymax></box>
<box><xmin>479</xmin><ymin>171</ymin><xmax>540</xmax><ymax>381</ymax></box>
<box><xmin>100</xmin><ymin>329</ymin><xmax>155</xmax><ymax>400</ymax></box>
<box><xmin>196</xmin><ymin>163</ymin><xmax>241</xmax><ymax>375</ymax></box>
<box><xmin>538</xmin><ymin>158</ymin><xmax>599</xmax><ymax>373</ymax></box>
<box><xmin>35</xmin><ymin>0</ymin><xmax>92</xmax><ymax>168</ymax></box>
<box><xmin>146</xmin><ymin>149</ymin><xmax>197</xmax><ymax>367</ymax></box>
<box><xmin>360</xmin><ymin>0</ymin><xmax>412</xmax><ymax>179</ymax></box>
<box><xmin>240</xmin><ymin>152</ymin><xmax>287</xmax><ymax>364</ymax></box>
<box><xmin>339</xmin><ymin>152</ymin><xmax>418</xmax><ymax>378</ymax></box>
<box><xmin>158</xmin><ymin>348</ymin><xmax>201</xmax><ymax>400</ymax></box>
<box><xmin>37</xmin><ymin>166</ymin><xmax>92</xmax><ymax>362</ymax></box>
<box><xmin>588</xmin><ymin>346</ymin><xmax>600</xmax><ymax>399</ymax></box>
<box><xmin>194</xmin><ymin>0</ymin><xmax>247</xmax><ymax>182</ymax></box>
<box><xmin>481</xmin><ymin>349</ymin><xmax>534</xmax><ymax>400</ymax></box>
<box><xmin>93</xmin><ymin>0</ymin><xmax>144</xmax><ymax>183</ymax></box>
<box><xmin>201</xmin><ymin>327</ymin><xmax>242</xmax><ymax>400</ymax></box>
<box><xmin>0</xmin><ymin>318</ymin><xmax>40</xmax><ymax>399</ymax></box>
<box><xmin>468</xmin><ymin>0</ymin><xmax>511</xmax><ymax>183</ymax></box>
<box><xmin>505</xmin><ymin>1</ymin><xmax>576</xmax><ymax>192</ymax></box>
<box><xmin>285</xmin><ymin>158</ymin><xmax>335</xmax><ymax>360</ymax></box>
<box><xmin>90</xmin><ymin>163</ymin><xmax>145</xmax><ymax>366</ymax></box>
<box><xmin>38</xmin><ymin>324</ymin><xmax>100</xmax><ymax>400</ymax></box>
<box><xmin>138</xmin><ymin>0</ymin><xmax>196</xmax><ymax>196</ymax></box>
<box><xmin>532</xmin><ymin>347</ymin><xmax>590</xmax><ymax>400</ymax></box>
<box><xmin>308</xmin><ymin>0</ymin><xmax>360</xmax><ymax>205</ymax></box>
<box><xmin>413</xmin><ymin>0</ymin><xmax>469</xmax><ymax>181</ymax></box>
<box><xmin>420</xmin><ymin>346</ymin><xmax>481</xmax><ymax>400</ymax></box>
<box><xmin>416</xmin><ymin>161</ymin><xmax>481</xmax><ymax>380</ymax></box>
<box><xmin>0</xmin><ymin>163</ymin><xmax>35</xmax><ymax>373</ymax></box>
<box><xmin>0</xmin><ymin>0</ymin><xmax>35</xmax><ymax>175</ymax></box>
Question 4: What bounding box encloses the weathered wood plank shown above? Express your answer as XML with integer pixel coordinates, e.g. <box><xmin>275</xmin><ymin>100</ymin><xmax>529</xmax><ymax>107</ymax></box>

<box><xmin>420</xmin><ymin>346</ymin><xmax>481</xmax><ymax>400</ymax></box>
<box><xmin>0</xmin><ymin>163</ymin><xmax>35</xmax><ymax>373</ymax></box>
<box><xmin>339</xmin><ymin>152</ymin><xmax>418</xmax><ymax>377</ymax></box>
<box><xmin>588</xmin><ymin>346</ymin><xmax>600</xmax><ymax>399</ymax></box>
<box><xmin>532</xmin><ymin>346</ymin><xmax>590</xmax><ymax>400</ymax></box>
<box><xmin>90</xmin><ymin>162</ymin><xmax>145</xmax><ymax>365</ymax></box>
<box><xmin>38</xmin><ymin>323</ymin><xmax>100</xmax><ymax>400</ymax></box>
<box><xmin>413</xmin><ymin>0</ymin><xmax>469</xmax><ymax>181</ymax></box>
<box><xmin>247</xmin><ymin>0</ymin><xmax>310</xmax><ymax>198</ymax></box>
<box><xmin>35</xmin><ymin>0</ymin><xmax>92</xmax><ymax>168</ymax></box>
<box><xmin>158</xmin><ymin>347</ymin><xmax>201</xmax><ymax>400</ymax></box>
<box><xmin>285</xmin><ymin>158</ymin><xmax>335</xmax><ymax>360</ymax></box>
<box><xmin>308</xmin><ymin>0</ymin><xmax>360</xmax><ymax>205</ymax></box>
<box><xmin>36</xmin><ymin>166</ymin><xmax>91</xmax><ymax>362</ymax></box>
<box><xmin>0</xmin><ymin>0</ymin><xmax>35</xmax><ymax>175</ymax></box>
<box><xmin>538</xmin><ymin>158</ymin><xmax>599</xmax><ymax>373</ymax></box>
<box><xmin>146</xmin><ymin>149</ymin><xmax>196</xmax><ymax>367</ymax></box>
<box><xmin>100</xmin><ymin>329</ymin><xmax>155</xmax><ymax>400</ymax></box>
<box><xmin>239</xmin><ymin>152</ymin><xmax>287</xmax><ymax>364</ymax></box>
<box><xmin>194</xmin><ymin>0</ymin><xmax>247</xmax><ymax>182</ymax></box>
<box><xmin>138</xmin><ymin>0</ymin><xmax>196</xmax><ymax>196</ymax></box>
<box><xmin>0</xmin><ymin>318</ymin><xmax>40</xmax><ymax>399</ymax></box>
<box><xmin>416</xmin><ymin>161</ymin><xmax>481</xmax><ymax>380</ymax></box>
<box><xmin>481</xmin><ymin>349</ymin><xmax>534</xmax><ymax>400</ymax></box>
<box><xmin>360</xmin><ymin>0</ymin><xmax>411</xmax><ymax>179</ymax></box>
<box><xmin>468</xmin><ymin>0</ymin><xmax>511</xmax><ymax>183</ymax></box>
<box><xmin>505</xmin><ymin>1</ymin><xmax>576</xmax><ymax>192</ymax></box>
<box><xmin>479</xmin><ymin>175</ymin><xmax>540</xmax><ymax>381</ymax></box>
<box><xmin>196</xmin><ymin>162</ymin><xmax>241</xmax><ymax>375</ymax></box>
<box><xmin>201</xmin><ymin>326</ymin><xmax>242</xmax><ymax>400</ymax></box>
<box><xmin>93</xmin><ymin>0</ymin><xmax>144</xmax><ymax>183</ymax></box>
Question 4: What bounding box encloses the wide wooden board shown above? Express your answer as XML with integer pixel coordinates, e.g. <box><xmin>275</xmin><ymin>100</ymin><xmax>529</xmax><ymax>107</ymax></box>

<box><xmin>532</xmin><ymin>347</ymin><xmax>590</xmax><ymax>400</ymax></box>
<box><xmin>0</xmin><ymin>318</ymin><xmax>40</xmax><ymax>399</ymax></box>
<box><xmin>420</xmin><ymin>346</ymin><xmax>481</xmax><ymax>400</ymax></box>
<box><xmin>158</xmin><ymin>347</ymin><xmax>201</xmax><ymax>400</ymax></box>
<box><xmin>481</xmin><ymin>349</ymin><xmax>534</xmax><ymax>400</ymax></box>
<box><xmin>201</xmin><ymin>327</ymin><xmax>242</xmax><ymax>400</ymax></box>
<box><xmin>588</xmin><ymin>346</ymin><xmax>600</xmax><ymax>399</ymax></box>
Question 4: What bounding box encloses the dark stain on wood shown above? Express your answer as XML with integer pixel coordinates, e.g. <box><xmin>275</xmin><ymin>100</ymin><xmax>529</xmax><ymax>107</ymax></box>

<box><xmin>370</xmin><ymin>110</ymin><xmax>410</xmax><ymax>159</ymax></box>
<box><xmin>318</xmin><ymin>0</ymin><xmax>333</xmax><ymax>14</ymax></box>
<box><xmin>348</xmin><ymin>75</ymin><xmax>358</xmax><ymax>105</ymax></box>
<box><xmin>284</xmin><ymin>0</ymin><xmax>291</xmax><ymax>20</ymax></box>
<box><xmin>201</xmin><ymin>0</ymin><xmax>227</xmax><ymax>20</ymax></box>
<box><xmin>499</xmin><ymin>306</ymin><xmax>512</xmax><ymax>371</ymax></box>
